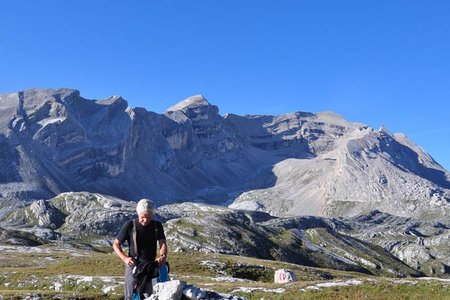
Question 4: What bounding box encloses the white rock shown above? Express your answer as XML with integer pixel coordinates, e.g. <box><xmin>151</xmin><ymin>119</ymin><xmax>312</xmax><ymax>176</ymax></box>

<box><xmin>53</xmin><ymin>282</ymin><xmax>63</xmax><ymax>291</ymax></box>
<box><xmin>146</xmin><ymin>280</ymin><xmax>186</xmax><ymax>300</ymax></box>
<box><xmin>183</xmin><ymin>285</ymin><xmax>207</xmax><ymax>299</ymax></box>
<box><xmin>274</xmin><ymin>269</ymin><xmax>296</xmax><ymax>284</ymax></box>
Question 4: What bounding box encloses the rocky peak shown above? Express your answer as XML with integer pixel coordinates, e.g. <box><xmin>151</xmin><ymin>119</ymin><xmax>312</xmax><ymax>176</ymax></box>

<box><xmin>377</xmin><ymin>124</ymin><xmax>393</xmax><ymax>137</ymax></box>
<box><xmin>166</xmin><ymin>95</ymin><xmax>220</xmax><ymax>122</ymax></box>
<box><xmin>95</xmin><ymin>95</ymin><xmax>124</xmax><ymax>105</ymax></box>
<box><xmin>167</xmin><ymin>95</ymin><xmax>209</xmax><ymax>111</ymax></box>
<box><xmin>23</xmin><ymin>88</ymin><xmax>80</xmax><ymax>101</ymax></box>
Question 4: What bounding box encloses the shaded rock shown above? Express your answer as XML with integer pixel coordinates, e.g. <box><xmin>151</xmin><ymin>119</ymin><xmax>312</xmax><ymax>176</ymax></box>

<box><xmin>183</xmin><ymin>285</ymin><xmax>207</xmax><ymax>299</ymax></box>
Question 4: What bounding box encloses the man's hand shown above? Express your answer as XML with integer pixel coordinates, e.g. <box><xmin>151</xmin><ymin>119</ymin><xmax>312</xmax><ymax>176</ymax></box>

<box><xmin>156</xmin><ymin>254</ymin><xmax>166</xmax><ymax>266</ymax></box>
<box><xmin>113</xmin><ymin>239</ymin><xmax>135</xmax><ymax>267</ymax></box>
<box><xmin>123</xmin><ymin>256</ymin><xmax>135</xmax><ymax>266</ymax></box>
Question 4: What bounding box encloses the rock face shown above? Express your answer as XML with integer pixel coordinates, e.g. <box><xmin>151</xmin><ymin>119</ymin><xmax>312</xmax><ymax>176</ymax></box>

<box><xmin>2</xmin><ymin>192</ymin><xmax>136</xmax><ymax>242</ymax></box>
<box><xmin>0</xmin><ymin>88</ymin><xmax>449</xmax><ymax>222</ymax></box>
<box><xmin>339</xmin><ymin>210</ymin><xmax>450</xmax><ymax>276</ymax></box>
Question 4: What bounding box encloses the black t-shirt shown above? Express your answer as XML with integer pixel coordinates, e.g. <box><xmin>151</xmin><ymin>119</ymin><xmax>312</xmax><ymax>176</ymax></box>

<box><xmin>116</xmin><ymin>219</ymin><xmax>166</xmax><ymax>261</ymax></box>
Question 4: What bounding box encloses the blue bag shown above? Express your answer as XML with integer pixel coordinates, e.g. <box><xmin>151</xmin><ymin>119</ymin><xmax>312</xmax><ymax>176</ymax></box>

<box><xmin>157</xmin><ymin>264</ymin><xmax>170</xmax><ymax>283</ymax></box>
<box><xmin>132</xmin><ymin>292</ymin><xmax>141</xmax><ymax>300</ymax></box>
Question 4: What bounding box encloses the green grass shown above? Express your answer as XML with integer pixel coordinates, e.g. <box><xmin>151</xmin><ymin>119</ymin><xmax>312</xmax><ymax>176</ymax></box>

<box><xmin>269</xmin><ymin>228</ymin><xmax>295</xmax><ymax>245</ymax></box>
<box><xmin>237</xmin><ymin>281</ymin><xmax>450</xmax><ymax>300</ymax></box>
<box><xmin>0</xmin><ymin>245</ymin><xmax>449</xmax><ymax>299</ymax></box>
<box><xmin>171</xmin><ymin>219</ymin><xmax>208</xmax><ymax>243</ymax></box>
<box><xmin>0</xmin><ymin>290</ymin><xmax>123</xmax><ymax>300</ymax></box>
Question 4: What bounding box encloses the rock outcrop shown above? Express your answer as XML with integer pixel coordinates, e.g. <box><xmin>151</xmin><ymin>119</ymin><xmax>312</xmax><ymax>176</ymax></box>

<box><xmin>1</xmin><ymin>196</ymin><xmax>426</xmax><ymax>277</ymax></box>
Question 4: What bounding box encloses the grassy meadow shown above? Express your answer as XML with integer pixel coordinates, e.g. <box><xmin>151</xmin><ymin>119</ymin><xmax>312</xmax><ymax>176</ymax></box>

<box><xmin>0</xmin><ymin>244</ymin><xmax>449</xmax><ymax>299</ymax></box>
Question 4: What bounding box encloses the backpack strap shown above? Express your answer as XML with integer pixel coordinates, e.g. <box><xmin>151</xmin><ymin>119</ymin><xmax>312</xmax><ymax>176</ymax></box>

<box><xmin>132</xmin><ymin>219</ymin><xmax>138</xmax><ymax>259</ymax></box>
<box><xmin>132</xmin><ymin>220</ymin><xmax>162</xmax><ymax>260</ymax></box>
<box><xmin>154</xmin><ymin>221</ymin><xmax>159</xmax><ymax>238</ymax></box>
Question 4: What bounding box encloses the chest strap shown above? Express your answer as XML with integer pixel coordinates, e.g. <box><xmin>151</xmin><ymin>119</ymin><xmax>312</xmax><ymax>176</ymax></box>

<box><xmin>132</xmin><ymin>219</ymin><xmax>138</xmax><ymax>259</ymax></box>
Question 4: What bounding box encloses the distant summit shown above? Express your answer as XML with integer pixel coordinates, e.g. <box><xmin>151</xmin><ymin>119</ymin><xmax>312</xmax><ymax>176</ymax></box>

<box><xmin>0</xmin><ymin>88</ymin><xmax>449</xmax><ymax>222</ymax></box>
<box><xmin>166</xmin><ymin>95</ymin><xmax>220</xmax><ymax>123</ymax></box>
<box><xmin>166</xmin><ymin>94</ymin><xmax>211</xmax><ymax>112</ymax></box>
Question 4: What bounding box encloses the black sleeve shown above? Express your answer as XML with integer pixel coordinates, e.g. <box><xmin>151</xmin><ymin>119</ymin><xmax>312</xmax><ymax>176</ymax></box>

<box><xmin>116</xmin><ymin>220</ymin><xmax>133</xmax><ymax>243</ymax></box>
<box><xmin>156</xmin><ymin>221</ymin><xmax>166</xmax><ymax>240</ymax></box>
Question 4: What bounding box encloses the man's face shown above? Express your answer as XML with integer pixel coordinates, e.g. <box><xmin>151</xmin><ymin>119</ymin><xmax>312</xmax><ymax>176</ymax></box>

<box><xmin>138</xmin><ymin>212</ymin><xmax>152</xmax><ymax>226</ymax></box>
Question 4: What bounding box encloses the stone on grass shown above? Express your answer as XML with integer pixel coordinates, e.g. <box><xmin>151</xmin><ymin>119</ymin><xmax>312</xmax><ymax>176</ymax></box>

<box><xmin>183</xmin><ymin>285</ymin><xmax>207</xmax><ymax>299</ymax></box>
<box><xmin>146</xmin><ymin>280</ymin><xmax>186</xmax><ymax>300</ymax></box>
<box><xmin>274</xmin><ymin>269</ymin><xmax>296</xmax><ymax>284</ymax></box>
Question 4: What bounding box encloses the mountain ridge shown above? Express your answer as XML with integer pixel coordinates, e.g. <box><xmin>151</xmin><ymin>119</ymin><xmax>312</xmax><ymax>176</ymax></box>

<box><xmin>0</xmin><ymin>88</ymin><xmax>449</xmax><ymax>222</ymax></box>
<box><xmin>0</xmin><ymin>192</ymin><xmax>425</xmax><ymax>277</ymax></box>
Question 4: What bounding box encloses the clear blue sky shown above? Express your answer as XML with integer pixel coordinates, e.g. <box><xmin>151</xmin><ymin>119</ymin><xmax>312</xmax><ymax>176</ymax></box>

<box><xmin>1</xmin><ymin>1</ymin><xmax>449</xmax><ymax>171</ymax></box>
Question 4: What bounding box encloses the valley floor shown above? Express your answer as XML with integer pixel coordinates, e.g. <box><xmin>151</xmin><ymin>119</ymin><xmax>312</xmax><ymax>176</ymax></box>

<box><xmin>0</xmin><ymin>244</ymin><xmax>449</xmax><ymax>300</ymax></box>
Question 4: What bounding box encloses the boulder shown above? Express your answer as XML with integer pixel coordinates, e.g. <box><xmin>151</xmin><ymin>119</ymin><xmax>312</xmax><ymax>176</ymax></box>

<box><xmin>183</xmin><ymin>285</ymin><xmax>207</xmax><ymax>299</ymax></box>
<box><xmin>274</xmin><ymin>269</ymin><xmax>296</xmax><ymax>284</ymax></box>
<box><xmin>182</xmin><ymin>284</ymin><xmax>248</xmax><ymax>300</ymax></box>
<box><xmin>146</xmin><ymin>280</ymin><xmax>186</xmax><ymax>300</ymax></box>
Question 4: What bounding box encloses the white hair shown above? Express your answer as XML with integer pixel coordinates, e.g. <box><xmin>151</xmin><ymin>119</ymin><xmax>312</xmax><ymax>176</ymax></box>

<box><xmin>136</xmin><ymin>198</ymin><xmax>154</xmax><ymax>215</ymax></box>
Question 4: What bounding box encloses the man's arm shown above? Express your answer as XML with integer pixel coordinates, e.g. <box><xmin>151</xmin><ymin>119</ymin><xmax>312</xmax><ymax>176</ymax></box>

<box><xmin>156</xmin><ymin>239</ymin><xmax>167</xmax><ymax>266</ymax></box>
<box><xmin>113</xmin><ymin>239</ymin><xmax>135</xmax><ymax>266</ymax></box>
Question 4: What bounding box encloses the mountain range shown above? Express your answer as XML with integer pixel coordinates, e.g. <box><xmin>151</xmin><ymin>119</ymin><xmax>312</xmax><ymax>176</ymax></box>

<box><xmin>1</xmin><ymin>88</ymin><xmax>450</xmax><ymax>277</ymax></box>
<box><xmin>0</xmin><ymin>88</ymin><xmax>449</xmax><ymax>221</ymax></box>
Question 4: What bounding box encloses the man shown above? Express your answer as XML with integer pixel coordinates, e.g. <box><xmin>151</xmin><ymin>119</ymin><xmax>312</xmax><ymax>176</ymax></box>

<box><xmin>113</xmin><ymin>198</ymin><xmax>167</xmax><ymax>299</ymax></box>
